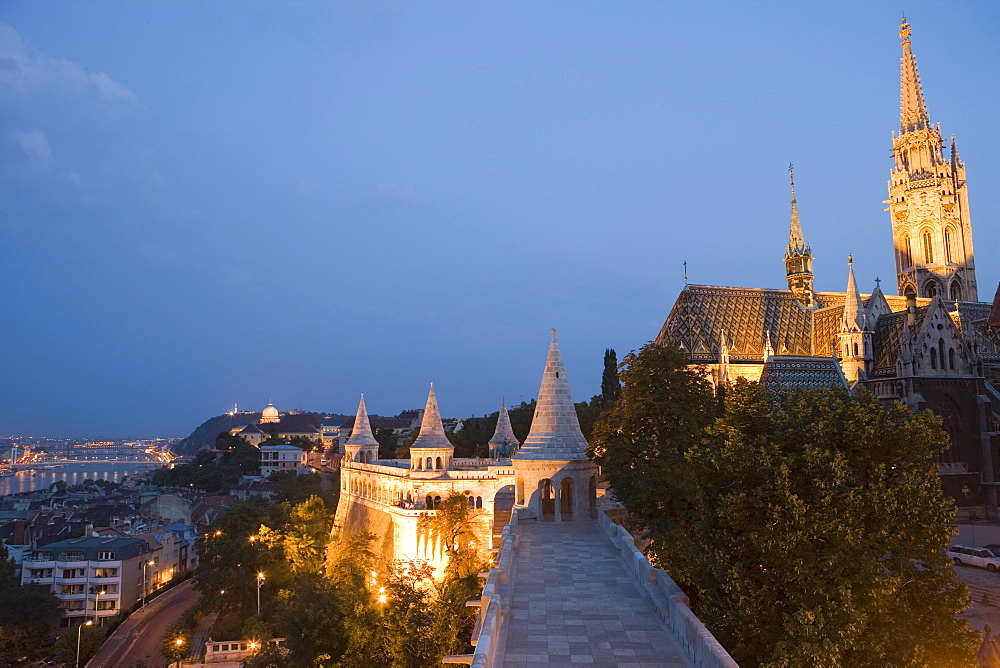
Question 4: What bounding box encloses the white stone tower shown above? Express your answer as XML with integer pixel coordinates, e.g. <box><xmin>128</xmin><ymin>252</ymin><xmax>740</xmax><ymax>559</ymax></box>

<box><xmin>488</xmin><ymin>398</ymin><xmax>520</xmax><ymax>459</ymax></box>
<box><xmin>888</xmin><ymin>18</ymin><xmax>977</xmax><ymax>302</ymax></box>
<box><xmin>343</xmin><ymin>395</ymin><xmax>379</xmax><ymax>464</ymax></box>
<box><xmin>837</xmin><ymin>256</ymin><xmax>873</xmax><ymax>383</ymax></box>
<box><xmin>512</xmin><ymin>330</ymin><xmax>599</xmax><ymax>522</ymax></box>
<box><xmin>409</xmin><ymin>384</ymin><xmax>454</xmax><ymax>473</ymax></box>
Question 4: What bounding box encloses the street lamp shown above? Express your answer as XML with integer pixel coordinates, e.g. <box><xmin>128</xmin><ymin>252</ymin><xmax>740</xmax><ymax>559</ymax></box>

<box><xmin>173</xmin><ymin>637</ymin><xmax>185</xmax><ymax>668</ymax></box>
<box><xmin>93</xmin><ymin>589</ymin><xmax>106</xmax><ymax>625</ymax></box>
<box><xmin>142</xmin><ymin>560</ymin><xmax>155</xmax><ymax>609</ymax></box>
<box><xmin>256</xmin><ymin>572</ymin><xmax>265</xmax><ymax>616</ymax></box>
<box><xmin>76</xmin><ymin>620</ymin><xmax>92</xmax><ymax>668</ymax></box>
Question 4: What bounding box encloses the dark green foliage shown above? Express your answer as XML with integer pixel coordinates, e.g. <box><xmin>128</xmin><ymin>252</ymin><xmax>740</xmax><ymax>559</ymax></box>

<box><xmin>152</xmin><ymin>437</ymin><xmax>260</xmax><ymax>494</ymax></box>
<box><xmin>0</xmin><ymin>577</ymin><xmax>62</xmax><ymax>662</ymax></box>
<box><xmin>270</xmin><ymin>471</ymin><xmax>338</xmax><ymax>509</ymax></box>
<box><xmin>589</xmin><ymin>343</ymin><xmax>717</xmax><ymax>581</ymax></box>
<box><xmin>53</xmin><ymin>623</ymin><xmax>105</xmax><ymax>665</ymax></box>
<box><xmin>601</xmin><ymin>348</ymin><xmax>621</xmax><ymax>404</ymax></box>
<box><xmin>375</xmin><ymin>428</ymin><xmax>398</xmax><ymax>459</ymax></box>
<box><xmin>593</xmin><ymin>342</ymin><xmax>979</xmax><ymax>666</ymax></box>
<box><xmin>272</xmin><ymin>573</ymin><xmax>344</xmax><ymax>666</ymax></box>
<box><xmin>685</xmin><ymin>381</ymin><xmax>978</xmax><ymax>666</ymax></box>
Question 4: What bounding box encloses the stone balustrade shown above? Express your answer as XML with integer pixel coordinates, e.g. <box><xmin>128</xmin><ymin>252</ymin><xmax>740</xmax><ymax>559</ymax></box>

<box><xmin>597</xmin><ymin>508</ymin><xmax>738</xmax><ymax>668</ymax></box>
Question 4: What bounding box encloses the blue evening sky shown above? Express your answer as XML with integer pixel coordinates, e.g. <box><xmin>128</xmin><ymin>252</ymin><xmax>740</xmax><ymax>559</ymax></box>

<box><xmin>1</xmin><ymin>1</ymin><xmax>997</xmax><ymax>438</ymax></box>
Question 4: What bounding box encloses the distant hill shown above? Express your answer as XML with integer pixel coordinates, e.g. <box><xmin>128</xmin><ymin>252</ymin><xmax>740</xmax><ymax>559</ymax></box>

<box><xmin>174</xmin><ymin>411</ymin><xmax>351</xmax><ymax>456</ymax></box>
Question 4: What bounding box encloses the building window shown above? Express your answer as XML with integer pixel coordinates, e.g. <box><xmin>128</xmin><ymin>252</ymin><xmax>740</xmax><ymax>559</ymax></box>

<box><xmin>950</xmin><ymin>281</ymin><xmax>962</xmax><ymax>301</ymax></box>
<box><xmin>930</xmin><ymin>347</ymin><xmax>937</xmax><ymax>369</ymax></box>
<box><xmin>944</xmin><ymin>227</ymin><xmax>954</xmax><ymax>263</ymax></box>
<box><xmin>922</xmin><ymin>231</ymin><xmax>934</xmax><ymax>264</ymax></box>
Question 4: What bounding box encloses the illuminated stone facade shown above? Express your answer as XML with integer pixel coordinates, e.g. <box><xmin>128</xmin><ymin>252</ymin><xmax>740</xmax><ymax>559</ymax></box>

<box><xmin>334</xmin><ymin>331</ymin><xmax>598</xmax><ymax>576</ymax></box>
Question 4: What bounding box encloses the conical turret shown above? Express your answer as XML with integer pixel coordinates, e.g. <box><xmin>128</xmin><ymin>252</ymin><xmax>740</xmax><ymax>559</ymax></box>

<box><xmin>488</xmin><ymin>398</ymin><xmax>520</xmax><ymax>459</ymax></box>
<box><xmin>345</xmin><ymin>395</ymin><xmax>378</xmax><ymax>447</ymax></box>
<box><xmin>411</xmin><ymin>384</ymin><xmax>453</xmax><ymax>450</ymax></box>
<box><xmin>514</xmin><ymin>330</ymin><xmax>589</xmax><ymax>461</ymax></box>
<box><xmin>344</xmin><ymin>394</ymin><xmax>379</xmax><ymax>464</ymax></box>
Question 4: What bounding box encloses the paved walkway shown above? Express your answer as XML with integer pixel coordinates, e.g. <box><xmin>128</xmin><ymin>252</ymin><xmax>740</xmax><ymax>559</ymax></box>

<box><xmin>500</xmin><ymin>522</ymin><xmax>690</xmax><ymax>667</ymax></box>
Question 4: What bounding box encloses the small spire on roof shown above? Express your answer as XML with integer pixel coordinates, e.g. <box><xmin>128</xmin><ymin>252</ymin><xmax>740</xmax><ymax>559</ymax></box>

<box><xmin>411</xmin><ymin>383</ymin><xmax>452</xmax><ymax>450</ymax></box>
<box><xmin>843</xmin><ymin>255</ymin><xmax>865</xmax><ymax>332</ymax></box>
<box><xmin>489</xmin><ymin>398</ymin><xmax>520</xmax><ymax>458</ymax></box>
<box><xmin>345</xmin><ymin>395</ymin><xmax>378</xmax><ymax>447</ymax></box>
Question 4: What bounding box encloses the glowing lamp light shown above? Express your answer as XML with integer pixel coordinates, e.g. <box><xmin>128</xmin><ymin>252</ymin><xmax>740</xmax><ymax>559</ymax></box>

<box><xmin>378</xmin><ymin>594</ymin><xmax>387</xmax><ymax>604</ymax></box>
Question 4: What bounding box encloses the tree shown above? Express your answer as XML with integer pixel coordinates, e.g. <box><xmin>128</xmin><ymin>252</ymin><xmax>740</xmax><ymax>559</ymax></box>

<box><xmin>589</xmin><ymin>343</ymin><xmax>717</xmax><ymax>579</ymax></box>
<box><xmin>375</xmin><ymin>428</ymin><xmax>398</xmax><ymax>459</ymax></box>
<box><xmin>683</xmin><ymin>380</ymin><xmax>978</xmax><ymax>666</ymax></box>
<box><xmin>1</xmin><ymin>583</ymin><xmax>62</xmax><ymax>662</ymax></box>
<box><xmin>53</xmin><ymin>624</ymin><xmax>105</xmax><ymax>666</ymax></box>
<box><xmin>601</xmin><ymin>348</ymin><xmax>621</xmax><ymax>404</ymax></box>
<box><xmin>418</xmin><ymin>495</ymin><xmax>487</xmax><ymax>578</ymax></box>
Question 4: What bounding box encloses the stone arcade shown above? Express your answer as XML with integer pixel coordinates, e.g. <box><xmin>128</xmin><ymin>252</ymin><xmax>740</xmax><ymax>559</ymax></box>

<box><xmin>333</xmin><ymin>330</ymin><xmax>599</xmax><ymax>576</ymax></box>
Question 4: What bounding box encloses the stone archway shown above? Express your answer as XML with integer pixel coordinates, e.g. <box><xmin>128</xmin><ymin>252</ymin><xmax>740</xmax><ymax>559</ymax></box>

<box><xmin>560</xmin><ymin>478</ymin><xmax>574</xmax><ymax>520</ymax></box>
<box><xmin>492</xmin><ymin>485</ymin><xmax>515</xmax><ymax>547</ymax></box>
<box><xmin>539</xmin><ymin>479</ymin><xmax>555</xmax><ymax>521</ymax></box>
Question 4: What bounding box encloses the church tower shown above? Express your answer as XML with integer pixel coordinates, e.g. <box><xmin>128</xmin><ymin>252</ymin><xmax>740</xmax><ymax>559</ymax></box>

<box><xmin>784</xmin><ymin>164</ymin><xmax>815</xmax><ymax>308</ymax></box>
<box><xmin>888</xmin><ymin>18</ymin><xmax>978</xmax><ymax>302</ymax></box>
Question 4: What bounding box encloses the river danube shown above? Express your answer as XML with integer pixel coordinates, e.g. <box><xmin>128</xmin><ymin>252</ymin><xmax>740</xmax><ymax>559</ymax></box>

<box><xmin>0</xmin><ymin>461</ymin><xmax>165</xmax><ymax>497</ymax></box>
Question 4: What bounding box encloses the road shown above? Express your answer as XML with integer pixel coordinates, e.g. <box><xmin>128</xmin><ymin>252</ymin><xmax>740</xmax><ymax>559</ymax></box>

<box><xmin>88</xmin><ymin>579</ymin><xmax>199</xmax><ymax>668</ymax></box>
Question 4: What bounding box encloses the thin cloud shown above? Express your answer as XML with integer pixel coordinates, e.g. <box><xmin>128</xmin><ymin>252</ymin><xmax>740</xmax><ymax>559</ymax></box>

<box><xmin>11</xmin><ymin>129</ymin><xmax>51</xmax><ymax>162</ymax></box>
<box><xmin>0</xmin><ymin>22</ymin><xmax>137</xmax><ymax>104</ymax></box>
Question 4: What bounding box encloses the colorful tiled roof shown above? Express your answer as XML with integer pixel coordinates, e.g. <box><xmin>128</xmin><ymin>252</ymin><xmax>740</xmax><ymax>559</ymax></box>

<box><xmin>759</xmin><ymin>355</ymin><xmax>848</xmax><ymax>391</ymax></box>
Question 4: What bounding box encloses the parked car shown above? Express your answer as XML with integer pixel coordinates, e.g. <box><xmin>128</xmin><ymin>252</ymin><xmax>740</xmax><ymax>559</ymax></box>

<box><xmin>947</xmin><ymin>544</ymin><xmax>1000</xmax><ymax>572</ymax></box>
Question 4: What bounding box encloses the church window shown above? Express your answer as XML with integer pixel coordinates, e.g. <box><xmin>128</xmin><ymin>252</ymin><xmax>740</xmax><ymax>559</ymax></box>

<box><xmin>939</xmin><ymin>339</ymin><xmax>946</xmax><ymax>370</ymax></box>
<box><xmin>949</xmin><ymin>348</ymin><xmax>955</xmax><ymax>370</ymax></box>
<box><xmin>922</xmin><ymin>231</ymin><xmax>934</xmax><ymax>264</ymax></box>
<box><xmin>853</xmin><ymin>342</ymin><xmax>858</xmax><ymax>357</ymax></box>
<box><xmin>476</xmin><ymin>496</ymin><xmax>482</xmax><ymax>509</ymax></box>
<box><xmin>903</xmin><ymin>237</ymin><xmax>913</xmax><ymax>268</ymax></box>
<box><xmin>930</xmin><ymin>348</ymin><xmax>937</xmax><ymax>369</ymax></box>
<box><xmin>944</xmin><ymin>227</ymin><xmax>954</xmax><ymax>263</ymax></box>
<box><xmin>950</xmin><ymin>280</ymin><xmax>962</xmax><ymax>301</ymax></box>
<box><xmin>435</xmin><ymin>456</ymin><xmax>443</xmax><ymax>470</ymax></box>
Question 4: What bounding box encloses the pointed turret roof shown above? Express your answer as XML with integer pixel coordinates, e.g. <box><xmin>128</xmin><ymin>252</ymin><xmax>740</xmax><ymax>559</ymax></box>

<box><xmin>345</xmin><ymin>395</ymin><xmax>378</xmax><ymax>447</ymax></box>
<box><xmin>787</xmin><ymin>164</ymin><xmax>806</xmax><ymax>250</ymax></box>
<box><xmin>410</xmin><ymin>383</ymin><xmax>453</xmax><ymax>450</ymax></box>
<box><xmin>513</xmin><ymin>330</ymin><xmax>589</xmax><ymax>461</ymax></box>
<box><xmin>842</xmin><ymin>255</ymin><xmax>865</xmax><ymax>332</ymax></box>
<box><xmin>899</xmin><ymin>18</ymin><xmax>930</xmax><ymax>133</ymax></box>
<box><xmin>489</xmin><ymin>398</ymin><xmax>520</xmax><ymax>450</ymax></box>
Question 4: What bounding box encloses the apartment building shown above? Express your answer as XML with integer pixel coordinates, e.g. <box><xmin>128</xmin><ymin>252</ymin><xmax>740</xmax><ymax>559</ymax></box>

<box><xmin>21</xmin><ymin>536</ymin><xmax>150</xmax><ymax>625</ymax></box>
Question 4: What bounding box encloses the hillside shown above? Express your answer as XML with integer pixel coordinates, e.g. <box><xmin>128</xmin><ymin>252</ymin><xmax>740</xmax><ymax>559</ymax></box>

<box><xmin>174</xmin><ymin>411</ymin><xmax>351</xmax><ymax>456</ymax></box>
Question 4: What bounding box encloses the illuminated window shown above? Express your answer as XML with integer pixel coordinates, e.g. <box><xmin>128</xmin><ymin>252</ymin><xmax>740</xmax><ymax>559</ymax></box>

<box><xmin>922</xmin><ymin>231</ymin><xmax>934</xmax><ymax>264</ymax></box>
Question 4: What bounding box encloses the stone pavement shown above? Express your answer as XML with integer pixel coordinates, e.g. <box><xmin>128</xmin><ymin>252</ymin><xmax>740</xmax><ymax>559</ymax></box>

<box><xmin>499</xmin><ymin>521</ymin><xmax>690</xmax><ymax>667</ymax></box>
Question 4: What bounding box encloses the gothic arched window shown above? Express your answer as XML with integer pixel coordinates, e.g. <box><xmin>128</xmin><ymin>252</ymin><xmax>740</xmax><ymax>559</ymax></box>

<box><xmin>922</xmin><ymin>230</ymin><xmax>934</xmax><ymax>264</ymax></box>
<box><xmin>930</xmin><ymin>347</ymin><xmax>937</xmax><ymax>369</ymax></box>
<box><xmin>944</xmin><ymin>227</ymin><xmax>954</xmax><ymax>263</ymax></box>
<box><xmin>949</xmin><ymin>348</ymin><xmax>956</xmax><ymax>370</ymax></box>
<box><xmin>950</xmin><ymin>280</ymin><xmax>962</xmax><ymax>302</ymax></box>
<box><xmin>925</xmin><ymin>281</ymin><xmax>939</xmax><ymax>298</ymax></box>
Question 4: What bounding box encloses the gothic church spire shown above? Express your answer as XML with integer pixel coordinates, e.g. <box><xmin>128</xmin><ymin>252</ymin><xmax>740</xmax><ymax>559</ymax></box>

<box><xmin>899</xmin><ymin>18</ymin><xmax>930</xmax><ymax>133</ymax></box>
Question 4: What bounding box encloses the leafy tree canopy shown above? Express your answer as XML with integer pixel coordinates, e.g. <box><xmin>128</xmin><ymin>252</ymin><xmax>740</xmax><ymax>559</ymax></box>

<box><xmin>591</xmin><ymin>343</ymin><xmax>978</xmax><ymax>666</ymax></box>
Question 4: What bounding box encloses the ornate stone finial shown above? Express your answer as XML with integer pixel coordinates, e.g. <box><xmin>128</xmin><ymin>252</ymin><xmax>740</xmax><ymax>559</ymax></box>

<box><xmin>848</xmin><ymin>253</ymin><xmax>854</xmax><ymax>265</ymax></box>
<box><xmin>899</xmin><ymin>17</ymin><xmax>911</xmax><ymax>40</ymax></box>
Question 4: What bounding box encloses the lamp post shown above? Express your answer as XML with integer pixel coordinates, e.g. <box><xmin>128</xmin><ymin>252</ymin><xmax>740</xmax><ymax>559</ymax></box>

<box><xmin>173</xmin><ymin>637</ymin><xmax>185</xmax><ymax>668</ymax></box>
<box><xmin>93</xmin><ymin>589</ymin><xmax>106</xmax><ymax>625</ymax></box>
<box><xmin>256</xmin><ymin>572</ymin><xmax>265</xmax><ymax>616</ymax></box>
<box><xmin>76</xmin><ymin>620</ymin><xmax>93</xmax><ymax>668</ymax></box>
<box><xmin>142</xmin><ymin>560</ymin><xmax>155</xmax><ymax>609</ymax></box>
